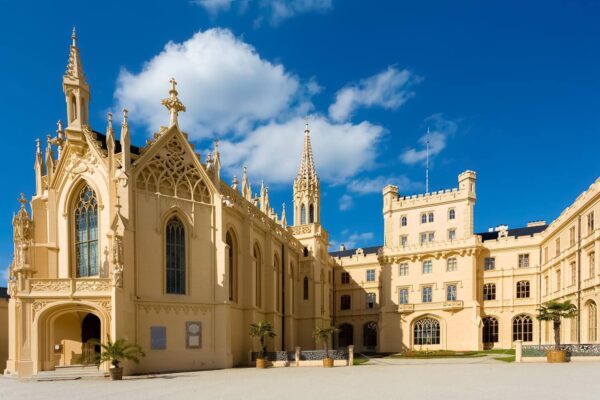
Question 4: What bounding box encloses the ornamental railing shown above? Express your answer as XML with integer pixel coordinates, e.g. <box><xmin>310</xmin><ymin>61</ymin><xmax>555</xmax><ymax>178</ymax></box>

<box><xmin>27</xmin><ymin>278</ymin><xmax>111</xmax><ymax>297</ymax></box>
<box><xmin>251</xmin><ymin>349</ymin><xmax>348</xmax><ymax>362</ymax></box>
<box><xmin>522</xmin><ymin>344</ymin><xmax>600</xmax><ymax>357</ymax></box>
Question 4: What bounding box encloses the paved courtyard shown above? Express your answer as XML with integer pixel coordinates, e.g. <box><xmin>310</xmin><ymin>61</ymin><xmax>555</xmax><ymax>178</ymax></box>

<box><xmin>2</xmin><ymin>358</ymin><xmax>599</xmax><ymax>400</ymax></box>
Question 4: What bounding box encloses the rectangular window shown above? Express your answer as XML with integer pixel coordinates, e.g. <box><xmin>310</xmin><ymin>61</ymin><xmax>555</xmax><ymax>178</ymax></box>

<box><xmin>446</xmin><ymin>258</ymin><xmax>457</xmax><ymax>272</ymax></box>
<box><xmin>588</xmin><ymin>212</ymin><xmax>595</xmax><ymax>235</ymax></box>
<box><xmin>484</xmin><ymin>257</ymin><xmax>495</xmax><ymax>271</ymax></box>
<box><xmin>400</xmin><ymin>235</ymin><xmax>408</xmax><ymax>247</ymax></box>
<box><xmin>428</xmin><ymin>232</ymin><xmax>435</xmax><ymax>242</ymax></box>
<box><xmin>446</xmin><ymin>284</ymin><xmax>457</xmax><ymax>301</ymax></box>
<box><xmin>570</xmin><ymin>226</ymin><xmax>576</xmax><ymax>246</ymax></box>
<box><xmin>341</xmin><ymin>272</ymin><xmax>350</xmax><ymax>284</ymax></box>
<box><xmin>186</xmin><ymin>321</ymin><xmax>202</xmax><ymax>349</ymax></box>
<box><xmin>556</xmin><ymin>269</ymin><xmax>561</xmax><ymax>291</ymax></box>
<box><xmin>150</xmin><ymin>326</ymin><xmax>167</xmax><ymax>350</ymax></box>
<box><xmin>366</xmin><ymin>293</ymin><xmax>376</xmax><ymax>309</ymax></box>
<box><xmin>516</xmin><ymin>281</ymin><xmax>530</xmax><ymax>298</ymax></box>
<box><xmin>518</xmin><ymin>254</ymin><xmax>530</xmax><ymax>268</ymax></box>
<box><xmin>399</xmin><ymin>288</ymin><xmax>409</xmax><ymax>304</ymax></box>
<box><xmin>590</xmin><ymin>252</ymin><xmax>596</xmax><ymax>278</ymax></box>
<box><xmin>340</xmin><ymin>294</ymin><xmax>351</xmax><ymax>310</ymax></box>
<box><xmin>401</xmin><ymin>216</ymin><xmax>407</xmax><ymax>227</ymax></box>
<box><xmin>422</xmin><ymin>286</ymin><xmax>432</xmax><ymax>303</ymax></box>
<box><xmin>555</xmin><ymin>238</ymin><xmax>560</xmax><ymax>258</ymax></box>
<box><xmin>399</xmin><ymin>263</ymin><xmax>409</xmax><ymax>276</ymax></box>
<box><xmin>422</xmin><ymin>260</ymin><xmax>433</xmax><ymax>274</ymax></box>
<box><xmin>448</xmin><ymin>208</ymin><xmax>455</xmax><ymax>220</ymax></box>
<box><xmin>428</xmin><ymin>212</ymin><xmax>434</xmax><ymax>223</ymax></box>
<box><xmin>571</xmin><ymin>262</ymin><xmax>577</xmax><ymax>285</ymax></box>
<box><xmin>366</xmin><ymin>269</ymin><xmax>376</xmax><ymax>282</ymax></box>
<box><xmin>420</xmin><ymin>233</ymin><xmax>427</xmax><ymax>244</ymax></box>
<box><xmin>448</xmin><ymin>229</ymin><xmax>456</xmax><ymax>241</ymax></box>
<box><xmin>483</xmin><ymin>283</ymin><xmax>496</xmax><ymax>300</ymax></box>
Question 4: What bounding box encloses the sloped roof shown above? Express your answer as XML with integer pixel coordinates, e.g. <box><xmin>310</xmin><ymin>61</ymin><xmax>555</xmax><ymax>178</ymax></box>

<box><xmin>92</xmin><ymin>130</ymin><xmax>141</xmax><ymax>155</ymax></box>
<box><xmin>477</xmin><ymin>224</ymin><xmax>548</xmax><ymax>241</ymax></box>
<box><xmin>0</xmin><ymin>287</ymin><xmax>9</xmax><ymax>299</ymax></box>
<box><xmin>329</xmin><ymin>245</ymin><xmax>381</xmax><ymax>258</ymax></box>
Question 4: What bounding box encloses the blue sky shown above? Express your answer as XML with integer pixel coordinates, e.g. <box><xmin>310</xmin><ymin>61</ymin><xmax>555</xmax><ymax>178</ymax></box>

<box><xmin>1</xmin><ymin>0</ymin><xmax>600</xmax><ymax>282</ymax></box>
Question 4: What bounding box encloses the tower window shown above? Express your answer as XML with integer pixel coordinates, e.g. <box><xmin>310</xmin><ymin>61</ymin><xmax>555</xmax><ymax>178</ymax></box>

<box><xmin>309</xmin><ymin>204</ymin><xmax>315</xmax><ymax>223</ymax></box>
<box><xmin>74</xmin><ymin>184</ymin><xmax>98</xmax><ymax>277</ymax></box>
<box><xmin>301</xmin><ymin>204</ymin><xmax>306</xmax><ymax>224</ymax></box>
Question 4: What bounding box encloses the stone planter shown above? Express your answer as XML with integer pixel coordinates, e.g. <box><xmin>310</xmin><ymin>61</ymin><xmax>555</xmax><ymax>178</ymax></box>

<box><xmin>256</xmin><ymin>358</ymin><xmax>267</xmax><ymax>369</ymax></box>
<box><xmin>109</xmin><ymin>367</ymin><xmax>123</xmax><ymax>380</ymax></box>
<box><xmin>546</xmin><ymin>349</ymin><xmax>568</xmax><ymax>363</ymax></box>
<box><xmin>323</xmin><ymin>358</ymin><xmax>334</xmax><ymax>368</ymax></box>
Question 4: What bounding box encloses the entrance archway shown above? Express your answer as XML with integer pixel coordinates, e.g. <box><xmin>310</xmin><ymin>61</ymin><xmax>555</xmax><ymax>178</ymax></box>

<box><xmin>81</xmin><ymin>313</ymin><xmax>101</xmax><ymax>363</ymax></box>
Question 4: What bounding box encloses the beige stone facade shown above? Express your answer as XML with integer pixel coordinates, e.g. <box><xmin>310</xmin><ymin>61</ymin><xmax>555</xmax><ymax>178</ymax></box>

<box><xmin>4</xmin><ymin>32</ymin><xmax>600</xmax><ymax>377</ymax></box>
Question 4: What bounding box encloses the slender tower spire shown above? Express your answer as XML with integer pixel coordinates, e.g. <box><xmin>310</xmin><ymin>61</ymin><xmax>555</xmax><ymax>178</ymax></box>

<box><xmin>120</xmin><ymin>109</ymin><xmax>131</xmax><ymax>170</ymax></box>
<box><xmin>293</xmin><ymin>117</ymin><xmax>320</xmax><ymax>225</ymax></box>
<box><xmin>161</xmin><ymin>78</ymin><xmax>186</xmax><ymax>128</ymax></box>
<box><xmin>241</xmin><ymin>166</ymin><xmax>252</xmax><ymax>201</ymax></box>
<box><xmin>63</xmin><ymin>27</ymin><xmax>90</xmax><ymax>131</ymax></box>
<box><xmin>425</xmin><ymin>127</ymin><xmax>430</xmax><ymax>194</ymax></box>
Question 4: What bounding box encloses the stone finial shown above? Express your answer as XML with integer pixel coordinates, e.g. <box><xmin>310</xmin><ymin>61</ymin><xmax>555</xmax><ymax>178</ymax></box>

<box><xmin>35</xmin><ymin>138</ymin><xmax>41</xmax><ymax>154</ymax></box>
<box><xmin>18</xmin><ymin>193</ymin><xmax>27</xmax><ymax>209</ymax></box>
<box><xmin>161</xmin><ymin>78</ymin><xmax>186</xmax><ymax>128</ymax></box>
<box><xmin>122</xmin><ymin>108</ymin><xmax>129</xmax><ymax>125</ymax></box>
<box><xmin>107</xmin><ymin>112</ymin><xmax>113</xmax><ymax>130</ymax></box>
<box><xmin>71</xmin><ymin>26</ymin><xmax>77</xmax><ymax>46</ymax></box>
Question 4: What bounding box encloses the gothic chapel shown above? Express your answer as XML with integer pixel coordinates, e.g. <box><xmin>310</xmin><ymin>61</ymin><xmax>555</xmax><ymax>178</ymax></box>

<box><xmin>5</xmin><ymin>30</ymin><xmax>333</xmax><ymax>377</ymax></box>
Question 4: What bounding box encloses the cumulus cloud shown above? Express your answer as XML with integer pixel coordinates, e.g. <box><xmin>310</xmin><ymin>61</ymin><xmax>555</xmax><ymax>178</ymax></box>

<box><xmin>399</xmin><ymin>113</ymin><xmax>458</xmax><ymax>165</ymax></box>
<box><xmin>329</xmin><ymin>66</ymin><xmax>418</xmax><ymax>122</ymax></box>
<box><xmin>347</xmin><ymin>175</ymin><xmax>421</xmax><ymax>195</ymax></box>
<box><xmin>217</xmin><ymin>115</ymin><xmax>385</xmax><ymax>186</ymax></box>
<box><xmin>330</xmin><ymin>230</ymin><xmax>375</xmax><ymax>250</ymax></box>
<box><xmin>338</xmin><ymin>194</ymin><xmax>353</xmax><ymax>211</ymax></box>
<box><xmin>192</xmin><ymin>0</ymin><xmax>333</xmax><ymax>26</ymax></box>
<box><xmin>115</xmin><ymin>29</ymin><xmax>304</xmax><ymax>138</ymax></box>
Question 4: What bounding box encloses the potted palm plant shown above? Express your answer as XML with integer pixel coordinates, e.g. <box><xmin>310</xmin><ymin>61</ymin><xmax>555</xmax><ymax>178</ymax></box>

<box><xmin>95</xmin><ymin>337</ymin><xmax>145</xmax><ymax>380</ymax></box>
<box><xmin>313</xmin><ymin>326</ymin><xmax>339</xmax><ymax>368</ymax></box>
<box><xmin>249</xmin><ymin>321</ymin><xmax>276</xmax><ymax>369</ymax></box>
<box><xmin>536</xmin><ymin>300</ymin><xmax>578</xmax><ymax>363</ymax></box>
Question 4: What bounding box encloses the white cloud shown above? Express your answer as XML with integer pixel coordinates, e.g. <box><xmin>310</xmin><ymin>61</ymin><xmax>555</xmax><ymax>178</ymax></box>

<box><xmin>399</xmin><ymin>113</ymin><xmax>458</xmax><ymax>165</ymax></box>
<box><xmin>192</xmin><ymin>0</ymin><xmax>333</xmax><ymax>26</ymax></box>
<box><xmin>347</xmin><ymin>175</ymin><xmax>422</xmax><ymax>195</ymax></box>
<box><xmin>191</xmin><ymin>0</ymin><xmax>232</xmax><ymax>15</ymax></box>
<box><xmin>217</xmin><ymin>115</ymin><xmax>385</xmax><ymax>186</ymax></box>
<box><xmin>330</xmin><ymin>230</ymin><xmax>375</xmax><ymax>250</ymax></box>
<box><xmin>115</xmin><ymin>29</ymin><xmax>305</xmax><ymax>138</ymax></box>
<box><xmin>329</xmin><ymin>66</ymin><xmax>418</xmax><ymax>122</ymax></box>
<box><xmin>338</xmin><ymin>194</ymin><xmax>353</xmax><ymax>211</ymax></box>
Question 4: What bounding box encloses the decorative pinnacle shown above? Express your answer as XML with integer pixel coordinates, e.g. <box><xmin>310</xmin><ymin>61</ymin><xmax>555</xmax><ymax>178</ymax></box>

<box><xmin>304</xmin><ymin>115</ymin><xmax>310</xmax><ymax>132</ymax></box>
<box><xmin>36</xmin><ymin>138</ymin><xmax>41</xmax><ymax>154</ymax></box>
<box><xmin>122</xmin><ymin>109</ymin><xmax>128</xmax><ymax>125</ymax></box>
<box><xmin>18</xmin><ymin>193</ymin><xmax>27</xmax><ymax>209</ymax></box>
<box><xmin>56</xmin><ymin>120</ymin><xmax>63</xmax><ymax>135</ymax></box>
<box><xmin>107</xmin><ymin>112</ymin><xmax>113</xmax><ymax>130</ymax></box>
<box><xmin>161</xmin><ymin>78</ymin><xmax>186</xmax><ymax>127</ymax></box>
<box><xmin>71</xmin><ymin>27</ymin><xmax>77</xmax><ymax>47</ymax></box>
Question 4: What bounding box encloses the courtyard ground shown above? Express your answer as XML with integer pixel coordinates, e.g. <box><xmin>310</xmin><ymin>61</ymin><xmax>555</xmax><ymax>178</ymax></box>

<box><xmin>1</xmin><ymin>357</ymin><xmax>598</xmax><ymax>400</ymax></box>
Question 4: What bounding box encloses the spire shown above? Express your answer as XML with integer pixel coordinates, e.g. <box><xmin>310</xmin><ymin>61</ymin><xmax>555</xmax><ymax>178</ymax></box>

<box><xmin>63</xmin><ymin>27</ymin><xmax>90</xmax><ymax>130</ymax></box>
<box><xmin>281</xmin><ymin>203</ymin><xmax>287</xmax><ymax>228</ymax></box>
<box><xmin>106</xmin><ymin>112</ymin><xmax>115</xmax><ymax>149</ymax></box>
<box><xmin>297</xmin><ymin>117</ymin><xmax>318</xmax><ymax>184</ymax></box>
<box><xmin>45</xmin><ymin>135</ymin><xmax>55</xmax><ymax>182</ymax></box>
<box><xmin>161</xmin><ymin>78</ymin><xmax>186</xmax><ymax>128</ymax></box>
<box><xmin>425</xmin><ymin>127</ymin><xmax>430</xmax><ymax>194</ymax></box>
<box><xmin>34</xmin><ymin>138</ymin><xmax>44</xmax><ymax>196</ymax></box>
<box><xmin>120</xmin><ymin>109</ymin><xmax>131</xmax><ymax>170</ymax></box>
<box><xmin>231</xmin><ymin>175</ymin><xmax>239</xmax><ymax>191</ymax></box>
<box><xmin>212</xmin><ymin>140</ymin><xmax>220</xmax><ymax>183</ymax></box>
<box><xmin>241</xmin><ymin>166</ymin><xmax>252</xmax><ymax>201</ymax></box>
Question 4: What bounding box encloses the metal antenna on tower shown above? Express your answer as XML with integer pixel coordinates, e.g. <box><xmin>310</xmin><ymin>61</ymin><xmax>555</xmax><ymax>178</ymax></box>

<box><xmin>426</xmin><ymin>127</ymin><xmax>430</xmax><ymax>194</ymax></box>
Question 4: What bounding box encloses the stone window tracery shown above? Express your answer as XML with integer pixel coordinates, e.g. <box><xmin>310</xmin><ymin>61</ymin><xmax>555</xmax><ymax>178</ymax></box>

<box><xmin>413</xmin><ymin>317</ymin><xmax>440</xmax><ymax>345</ymax></box>
<box><xmin>136</xmin><ymin>137</ymin><xmax>211</xmax><ymax>204</ymax></box>
<box><xmin>74</xmin><ymin>184</ymin><xmax>99</xmax><ymax>277</ymax></box>
<box><xmin>166</xmin><ymin>216</ymin><xmax>185</xmax><ymax>294</ymax></box>
<box><xmin>482</xmin><ymin>317</ymin><xmax>499</xmax><ymax>344</ymax></box>
<box><xmin>512</xmin><ymin>314</ymin><xmax>533</xmax><ymax>342</ymax></box>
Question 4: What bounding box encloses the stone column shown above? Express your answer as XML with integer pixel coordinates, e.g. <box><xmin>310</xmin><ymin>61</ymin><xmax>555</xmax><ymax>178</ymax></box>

<box><xmin>514</xmin><ymin>340</ymin><xmax>523</xmax><ymax>362</ymax></box>
<box><xmin>295</xmin><ymin>346</ymin><xmax>301</xmax><ymax>367</ymax></box>
<box><xmin>348</xmin><ymin>345</ymin><xmax>354</xmax><ymax>366</ymax></box>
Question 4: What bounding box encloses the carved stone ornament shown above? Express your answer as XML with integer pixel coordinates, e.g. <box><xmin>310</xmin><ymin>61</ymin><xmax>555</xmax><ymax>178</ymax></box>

<box><xmin>12</xmin><ymin>194</ymin><xmax>33</xmax><ymax>269</ymax></box>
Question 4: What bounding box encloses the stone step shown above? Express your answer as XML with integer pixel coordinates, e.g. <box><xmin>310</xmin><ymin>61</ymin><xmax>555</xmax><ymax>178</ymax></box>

<box><xmin>34</xmin><ymin>366</ymin><xmax>109</xmax><ymax>381</ymax></box>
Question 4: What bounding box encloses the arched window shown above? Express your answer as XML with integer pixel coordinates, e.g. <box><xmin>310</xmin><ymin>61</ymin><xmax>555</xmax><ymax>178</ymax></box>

<box><xmin>309</xmin><ymin>204</ymin><xmax>315</xmax><ymax>223</ymax></box>
<box><xmin>254</xmin><ymin>244</ymin><xmax>262</xmax><ymax>308</ymax></box>
<box><xmin>448</xmin><ymin>209</ymin><xmax>455</xmax><ymax>220</ymax></box>
<box><xmin>482</xmin><ymin>316</ymin><xmax>499</xmax><ymax>344</ymax></box>
<box><xmin>303</xmin><ymin>247</ymin><xmax>309</xmax><ymax>257</ymax></box>
<box><xmin>428</xmin><ymin>212</ymin><xmax>434</xmax><ymax>223</ymax></box>
<box><xmin>413</xmin><ymin>317</ymin><xmax>440</xmax><ymax>345</ymax></box>
<box><xmin>275</xmin><ymin>255</ymin><xmax>281</xmax><ymax>312</ymax></box>
<box><xmin>303</xmin><ymin>276</ymin><xmax>309</xmax><ymax>300</ymax></box>
<box><xmin>74</xmin><ymin>184</ymin><xmax>99</xmax><ymax>277</ymax></box>
<box><xmin>363</xmin><ymin>322</ymin><xmax>378</xmax><ymax>348</ymax></box>
<box><xmin>71</xmin><ymin>95</ymin><xmax>77</xmax><ymax>122</ymax></box>
<box><xmin>588</xmin><ymin>301</ymin><xmax>597</xmax><ymax>342</ymax></box>
<box><xmin>483</xmin><ymin>283</ymin><xmax>496</xmax><ymax>301</ymax></box>
<box><xmin>516</xmin><ymin>281</ymin><xmax>530</xmax><ymax>298</ymax></box>
<box><xmin>226</xmin><ymin>230</ymin><xmax>238</xmax><ymax>302</ymax></box>
<box><xmin>166</xmin><ymin>216</ymin><xmax>185</xmax><ymax>294</ymax></box>
<box><xmin>421</xmin><ymin>214</ymin><xmax>427</xmax><ymax>224</ymax></box>
<box><xmin>512</xmin><ymin>314</ymin><xmax>533</xmax><ymax>342</ymax></box>
<box><xmin>301</xmin><ymin>204</ymin><xmax>306</xmax><ymax>225</ymax></box>
<box><xmin>401</xmin><ymin>216</ymin><xmax>407</xmax><ymax>226</ymax></box>
<box><xmin>338</xmin><ymin>324</ymin><xmax>354</xmax><ymax>348</ymax></box>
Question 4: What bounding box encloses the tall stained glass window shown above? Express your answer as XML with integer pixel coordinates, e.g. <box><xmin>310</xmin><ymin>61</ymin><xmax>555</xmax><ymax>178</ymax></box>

<box><xmin>166</xmin><ymin>216</ymin><xmax>185</xmax><ymax>294</ymax></box>
<box><xmin>75</xmin><ymin>184</ymin><xmax>98</xmax><ymax>277</ymax></box>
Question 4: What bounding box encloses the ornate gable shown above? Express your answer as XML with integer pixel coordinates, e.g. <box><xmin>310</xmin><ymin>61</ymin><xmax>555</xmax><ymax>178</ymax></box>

<box><xmin>135</xmin><ymin>133</ymin><xmax>211</xmax><ymax>204</ymax></box>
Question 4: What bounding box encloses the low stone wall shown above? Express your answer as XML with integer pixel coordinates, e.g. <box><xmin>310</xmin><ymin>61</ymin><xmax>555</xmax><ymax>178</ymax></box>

<box><xmin>516</xmin><ymin>341</ymin><xmax>600</xmax><ymax>362</ymax></box>
<box><xmin>249</xmin><ymin>346</ymin><xmax>353</xmax><ymax>367</ymax></box>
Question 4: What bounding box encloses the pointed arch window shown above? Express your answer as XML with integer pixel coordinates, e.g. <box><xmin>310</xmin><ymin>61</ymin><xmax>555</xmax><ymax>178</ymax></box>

<box><xmin>166</xmin><ymin>216</ymin><xmax>185</xmax><ymax>294</ymax></box>
<box><xmin>254</xmin><ymin>244</ymin><xmax>262</xmax><ymax>308</ymax></box>
<box><xmin>309</xmin><ymin>204</ymin><xmax>315</xmax><ymax>223</ymax></box>
<box><xmin>301</xmin><ymin>204</ymin><xmax>307</xmax><ymax>225</ymax></box>
<box><xmin>303</xmin><ymin>276</ymin><xmax>309</xmax><ymax>300</ymax></box>
<box><xmin>512</xmin><ymin>314</ymin><xmax>533</xmax><ymax>342</ymax></box>
<box><xmin>588</xmin><ymin>301</ymin><xmax>597</xmax><ymax>342</ymax></box>
<box><xmin>226</xmin><ymin>231</ymin><xmax>238</xmax><ymax>302</ymax></box>
<box><xmin>482</xmin><ymin>316</ymin><xmax>499</xmax><ymax>344</ymax></box>
<box><xmin>413</xmin><ymin>317</ymin><xmax>440</xmax><ymax>345</ymax></box>
<box><xmin>74</xmin><ymin>184</ymin><xmax>99</xmax><ymax>277</ymax></box>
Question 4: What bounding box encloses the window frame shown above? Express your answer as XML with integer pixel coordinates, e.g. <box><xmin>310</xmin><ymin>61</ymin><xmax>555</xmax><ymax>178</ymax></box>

<box><xmin>165</xmin><ymin>215</ymin><xmax>187</xmax><ymax>295</ymax></box>
<box><xmin>483</xmin><ymin>283</ymin><xmax>496</xmax><ymax>301</ymax></box>
<box><xmin>516</xmin><ymin>280</ymin><xmax>530</xmax><ymax>299</ymax></box>
<box><xmin>421</xmin><ymin>286</ymin><xmax>433</xmax><ymax>303</ymax></box>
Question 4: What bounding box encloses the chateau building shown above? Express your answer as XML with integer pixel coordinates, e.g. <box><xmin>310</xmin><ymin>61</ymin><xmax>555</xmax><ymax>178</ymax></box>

<box><xmin>4</xmin><ymin>32</ymin><xmax>600</xmax><ymax>377</ymax></box>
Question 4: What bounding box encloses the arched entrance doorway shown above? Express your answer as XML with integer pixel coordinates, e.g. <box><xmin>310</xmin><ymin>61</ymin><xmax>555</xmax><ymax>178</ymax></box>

<box><xmin>50</xmin><ymin>311</ymin><xmax>103</xmax><ymax>367</ymax></box>
<box><xmin>338</xmin><ymin>324</ymin><xmax>354</xmax><ymax>348</ymax></box>
<box><xmin>81</xmin><ymin>313</ymin><xmax>101</xmax><ymax>363</ymax></box>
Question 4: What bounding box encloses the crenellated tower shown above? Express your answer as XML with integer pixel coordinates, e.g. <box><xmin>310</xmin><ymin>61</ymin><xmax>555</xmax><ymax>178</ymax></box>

<box><xmin>293</xmin><ymin>120</ymin><xmax>320</xmax><ymax>226</ymax></box>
